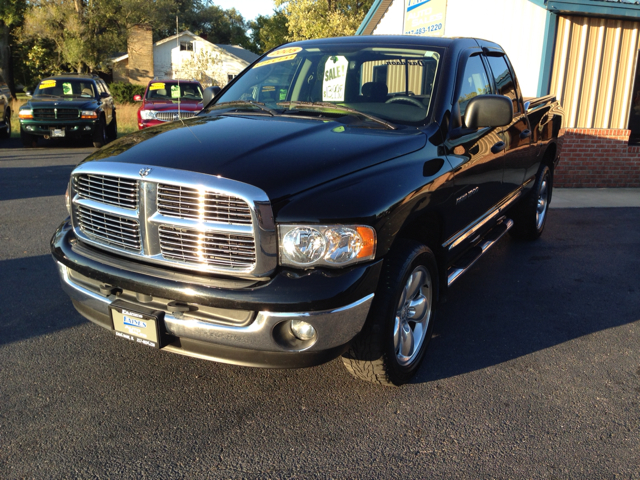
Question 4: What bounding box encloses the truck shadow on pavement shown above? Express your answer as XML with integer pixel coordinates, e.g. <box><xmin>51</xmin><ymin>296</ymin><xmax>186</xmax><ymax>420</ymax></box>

<box><xmin>415</xmin><ymin>208</ymin><xmax>640</xmax><ymax>384</ymax></box>
<box><xmin>0</xmin><ymin>165</ymin><xmax>76</xmax><ymax>201</ymax></box>
<box><xmin>0</xmin><ymin>255</ymin><xmax>85</xmax><ymax>346</ymax></box>
<box><xmin>1</xmin><ymin>209</ymin><xmax>638</xmax><ymax>382</ymax></box>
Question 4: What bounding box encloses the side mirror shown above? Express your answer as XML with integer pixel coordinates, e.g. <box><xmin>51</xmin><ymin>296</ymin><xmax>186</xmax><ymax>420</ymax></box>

<box><xmin>464</xmin><ymin>94</ymin><xmax>513</xmax><ymax>129</ymax></box>
<box><xmin>133</xmin><ymin>94</ymin><xmax>142</xmax><ymax>102</ymax></box>
<box><xmin>25</xmin><ymin>91</ymin><xmax>33</xmax><ymax>98</ymax></box>
<box><xmin>202</xmin><ymin>86</ymin><xmax>221</xmax><ymax>106</ymax></box>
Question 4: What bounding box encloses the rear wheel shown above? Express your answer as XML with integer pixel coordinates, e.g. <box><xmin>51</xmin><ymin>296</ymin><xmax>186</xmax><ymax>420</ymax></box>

<box><xmin>92</xmin><ymin>117</ymin><xmax>107</xmax><ymax>148</ymax></box>
<box><xmin>0</xmin><ymin>109</ymin><xmax>11</xmax><ymax>139</ymax></box>
<box><xmin>509</xmin><ymin>165</ymin><xmax>551</xmax><ymax>240</ymax></box>
<box><xmin>20</xmin><ymin>127</ymin><xmax>38</xmax><ymax>148</ymax></box>
<box><xmin>342</xmin><ymin>240</ymin><xmax>438</xmax><ymax>386</ymax></box>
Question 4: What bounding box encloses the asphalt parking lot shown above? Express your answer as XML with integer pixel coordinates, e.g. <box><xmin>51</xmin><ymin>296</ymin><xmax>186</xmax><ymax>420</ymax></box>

<box><xmin>1</xmin><ymin>138</ymin><xmax>639</xmax><ymax>479</ymax></box>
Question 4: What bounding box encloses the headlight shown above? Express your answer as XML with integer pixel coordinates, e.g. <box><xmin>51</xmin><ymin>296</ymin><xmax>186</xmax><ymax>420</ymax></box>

<box><xmin>81</xmin><ymin>110</ymin><xmax>98</xmax><ymax>119</ymax></box>
<box><xmin>279</xmin><ymin>225</ymin><xmax>376</xmax><ymax>268</ymax></box>
<box><xmin>140</xmin><ymin>110</ymin><xmax>157</xmax><ymax>120</ymax></box>
<box><xmin>19</xmin><ymin>109</ymin><xmax>33</xmax><ymax>119</ymax></box>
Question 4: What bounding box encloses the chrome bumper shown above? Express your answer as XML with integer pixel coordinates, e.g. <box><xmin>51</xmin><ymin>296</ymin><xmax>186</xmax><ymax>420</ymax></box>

<box><xmin>57</xmin><ymin>262</ymin><xmax>374</xmax><ymax>363</ymax></box>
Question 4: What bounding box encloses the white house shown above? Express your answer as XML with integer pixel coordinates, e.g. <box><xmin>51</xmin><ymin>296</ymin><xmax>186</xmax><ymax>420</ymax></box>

<box><xmin>112</xmin><ymin>30</ymin><xmax>260</xmax><ymax>87</ymax></box>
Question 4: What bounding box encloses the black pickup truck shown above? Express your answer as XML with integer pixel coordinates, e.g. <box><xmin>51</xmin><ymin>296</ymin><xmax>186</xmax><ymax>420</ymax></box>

<box><xmin>51</xmin><ymin>36</ymin><xmax>563</xmax><ymax>386</ymax></box>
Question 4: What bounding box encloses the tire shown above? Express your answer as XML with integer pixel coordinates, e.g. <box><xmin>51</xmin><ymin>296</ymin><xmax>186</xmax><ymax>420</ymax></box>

<box><xmin>342</xmin><ymin>239</ymin><xmax>439</xmax><ymax>386</ymax></box>
<box><xmin>0</xmin><ymin>109</ymin><xmax>10</xmax><ymax>139</ymax></box>
<box><xmin>509</xmin><ymin>165</ymin><xmax>552</xmax><ymax>241</ymax></box>
<box><xmin>106</xmin><ymin>113</ymin><xmax>117</xmax><ymax>141</ymax></box>
<box><xmin>92</xmin><ymin>117</ymin><xmax>108</xmax><ymax>148</ymax></box>
<box><xmin>20</xmin><ymin>127</ymin><xmax>38</xmax><ymax>148</ymax></box>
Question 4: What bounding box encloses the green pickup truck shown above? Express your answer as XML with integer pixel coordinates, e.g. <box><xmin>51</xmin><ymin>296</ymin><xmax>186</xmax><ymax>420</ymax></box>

<box><xmin>19</xmin><ymin>74</ymin><xmax>117</xmax><ymax>148</ymax></box>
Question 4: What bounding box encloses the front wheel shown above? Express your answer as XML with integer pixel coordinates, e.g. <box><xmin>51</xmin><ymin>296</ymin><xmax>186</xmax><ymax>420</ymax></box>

<box><xmin>342</xmin><ymin>240</ymin><xmax>439</xmax><ymax>386</ymax></box>
<box><xmin>509</xmin><ymin>165</ymin><xmax>552</xmax><ymax>240</ymax></box>
<box><xmin>92</xmin><ymin>117</ymin><xmax>107</xmax><ymax>148</ymax></box>
<box><xmin>106</xmin><ymin>113</ymin><xmax>117</xmax><ymax>141</ymax></box>
<box><xmin>0</xmin><ymin>109</ymin><xmax>11</xmax><ymax>139</ymax></box>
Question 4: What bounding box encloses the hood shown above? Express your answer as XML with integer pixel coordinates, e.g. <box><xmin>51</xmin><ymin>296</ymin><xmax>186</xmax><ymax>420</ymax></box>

<box><xmin>142</xmin><ymin>100</ymin><xmax>202</xmax><ymax>111</ymax></box>
<box><xmin>28</xmin><ymin>97</ymin><xmax>99</xmax><ymax>110</ymax></box>
<box><xmin>82</xmin><ymin>114</ymin><xmax>426</xmax><ymax>202</ymax></box>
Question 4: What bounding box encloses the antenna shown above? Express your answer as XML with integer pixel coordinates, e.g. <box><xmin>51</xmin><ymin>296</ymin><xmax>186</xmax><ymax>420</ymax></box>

<box><xmin>176</xmin><ymin>16</ymin><xmax>181</xmax><ymax>121</ymax></box>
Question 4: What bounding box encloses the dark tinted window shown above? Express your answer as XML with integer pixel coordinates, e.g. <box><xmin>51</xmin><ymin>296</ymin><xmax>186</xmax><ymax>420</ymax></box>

<box><xmin>457</xmin><ymin>54</ymin><xmax>491</xmax><ymax>117</ymax></box>
<box><xmin>486</xmin><ymin>55</ymin><xmax>519</xmax><ymax>113</ymax></box>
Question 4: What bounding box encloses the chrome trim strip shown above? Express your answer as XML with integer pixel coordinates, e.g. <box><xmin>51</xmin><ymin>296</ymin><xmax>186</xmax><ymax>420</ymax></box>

<box><xmin>70</xmin><ymin>162</ymin><xmax>277</xmax><ymax>277</ymax></box>
<box><xmin>148</xmin><ymin>213</ymin><xmax>254</xmax><ymax>235</ymax></box>
<box><xmin>73</xmin><ymin>197</ymin><xmax>139</xmax><ymax>219</ymax></box>
<box><xmin>447</xmin><ymin>219</ymin><xmax>514</xmax><ymax>286</ymax></box>
<box><xmin>57</xmin><ymin>262</ymin><xmax>373</xmax><ymax>353</ymax></box>
<box><xmin>443</xmin><ymin>187</ymin><xmax>525</xmax><ymax>251</ymax></box>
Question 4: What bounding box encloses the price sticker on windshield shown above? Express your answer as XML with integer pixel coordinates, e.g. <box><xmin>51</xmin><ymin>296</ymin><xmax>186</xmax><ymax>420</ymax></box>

<box><xmin>40</xmin><ymin>80</ymin><xmax>56</xmax><ymax>89</ymax></box>
<box><xmin>323</xmin><ymin>56</ymin><xmax>349</xmax><ymax>102</ymax></box>
<box><xmin>255</xmin><ymin>54</ymin><xmax>297</xmax><ymax>68</ymax></box>
<box><xmin>149</xmin><ymin>82</ymin><xmax>165</xmax><ymax>91</ymax></box>
<box><xmin>267</xmin><ymin>47</ymin><xmax>302</xmax><ymax>58</ymax></box>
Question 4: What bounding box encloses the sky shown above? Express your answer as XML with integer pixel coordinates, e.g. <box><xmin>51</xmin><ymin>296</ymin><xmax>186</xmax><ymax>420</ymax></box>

<box><xmin>212</xmin><ymin>0</ymin><xmax>277</xmax><ymax>21</ymax></box>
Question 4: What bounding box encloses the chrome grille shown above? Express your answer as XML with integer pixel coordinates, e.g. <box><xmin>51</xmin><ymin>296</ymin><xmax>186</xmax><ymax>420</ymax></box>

<box><xmin>157</xmin><ymin>184</ymin><xmax>252</xmax><ymax>225</ymax></box>
<box><xmin>77</xmin><ymin>205</ymin><xmax>141</xmax><ymax>252</ymax></box>
<box><xmin>158</xmin><ymin>226</ymin><xmax>256</xmax><ymax>269</ymax></box>
<box><xmin>74</xmin><ymin>174</ymin><xmax>138</xmax><ymax>209</ymax></box>
<box><xmin>156</xmin><ymin>111</ymin><xmax>196</xmax><ymax>122</ymax></box>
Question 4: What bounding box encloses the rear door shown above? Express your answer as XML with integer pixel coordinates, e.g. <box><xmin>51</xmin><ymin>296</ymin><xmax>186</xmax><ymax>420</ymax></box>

<box><xmin>485</xmin><ymin>53</ymin><xmax>531</xmax><ymax>196</ymax></box>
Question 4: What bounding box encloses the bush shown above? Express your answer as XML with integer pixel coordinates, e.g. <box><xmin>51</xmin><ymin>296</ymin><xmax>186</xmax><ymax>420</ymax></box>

<box><xmin>108</xmin><ymin>83</ymin><xmax>146</xmax><ymax>104</ymax></box>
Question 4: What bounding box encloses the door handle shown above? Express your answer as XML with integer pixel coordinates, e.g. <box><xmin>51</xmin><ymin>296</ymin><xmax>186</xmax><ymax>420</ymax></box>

<box><xmin>520</xmin><ymin>129</ymin><xmax>532</xmax><ymax>139</ymax></box>
<box><xmin>491</xmin><ymin>141</ymin><xmax>506</xmax><ymax>154</ymax></box>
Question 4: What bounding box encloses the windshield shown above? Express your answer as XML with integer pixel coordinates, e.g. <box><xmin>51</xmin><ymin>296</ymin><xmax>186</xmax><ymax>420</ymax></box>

<box><xmin>212</xmin><ymin>45</ymin><xmax>442</xmax><ymax>126</ymax></box>
<box><xmin>145</xmin><ymin>82</ymin><xmax>203</xmax><ymax>101</ymax></box>
<box><xmin>34</xmin><ymin>79</ymin><xmax>96</xmax><ymax>98</ymax></box>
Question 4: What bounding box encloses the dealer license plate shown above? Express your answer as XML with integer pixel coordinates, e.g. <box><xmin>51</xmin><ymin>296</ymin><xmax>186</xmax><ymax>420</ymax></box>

<box><xmin>51</xmin><ymin>128</ymin><xmax>65</xmax><ymax>137</ymax></box>
<box><xmin>111</xmin><ymin>303</ymin><xmax>162</xmax><ymax>349</ymax></box>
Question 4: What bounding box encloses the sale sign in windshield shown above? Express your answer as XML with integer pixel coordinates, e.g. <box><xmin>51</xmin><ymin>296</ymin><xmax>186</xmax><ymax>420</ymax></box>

<box><xmin>404</xmin><ymin>0</ymin><xmax>447</xmax><ymax>37</ymax></box>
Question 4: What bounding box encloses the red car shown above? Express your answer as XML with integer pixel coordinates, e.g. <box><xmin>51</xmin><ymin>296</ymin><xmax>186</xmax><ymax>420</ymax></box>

<box><xmin>135</xmin><ymin>80</ymin><xmax>204</xmax><ymax>129</ymax></box>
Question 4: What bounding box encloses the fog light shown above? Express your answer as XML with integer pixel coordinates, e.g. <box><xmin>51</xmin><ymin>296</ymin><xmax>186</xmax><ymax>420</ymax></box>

<box><xmin>84</xmin><ymin>126</ymin><xmax>91</xmax><ymax>131</ymax></box>
<box><xmin>290</xmin><ymin>320</ymin><xmax>316</xmax><ymax>341</ymax></box>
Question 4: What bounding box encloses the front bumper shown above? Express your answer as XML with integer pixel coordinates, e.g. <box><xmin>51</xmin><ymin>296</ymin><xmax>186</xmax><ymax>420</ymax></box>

<box><xmin>52</xmin><ymin>220</ymin><xmax>381</xmax><ymax>368</ymax></box>
<box><xmin>20</xmin><ymin>118</ymin><xmax>98</xmax><ymax>137</ymax></box>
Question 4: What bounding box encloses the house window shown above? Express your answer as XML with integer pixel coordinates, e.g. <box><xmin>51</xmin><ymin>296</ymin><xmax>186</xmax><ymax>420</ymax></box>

<box><xmin>180</xmin><ymin>42</ymin><xmax>193</xmax><ymax>51</ymax></box>
<box><xmin>228</xmin><ymin>74</ymin><xmax>237</xmax><ymax>82</ymax></box>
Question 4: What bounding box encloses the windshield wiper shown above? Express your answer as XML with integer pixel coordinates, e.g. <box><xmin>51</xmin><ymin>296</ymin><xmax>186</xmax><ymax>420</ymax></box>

<box><xmin>208</xmin><ymin>100</ymin><xmax>276</xmax><ymax>116</ymax></box>
<box><xmin>277</xmin><ymin>101</ymin><xmax>396</xmax><ymax>130</ymax></box>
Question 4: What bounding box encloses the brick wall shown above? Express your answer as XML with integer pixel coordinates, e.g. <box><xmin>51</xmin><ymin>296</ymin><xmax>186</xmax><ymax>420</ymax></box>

<box><xmin>555</xmin><ymin>128</ymin><xmax>640</xmax><ymax>188</ymax></box>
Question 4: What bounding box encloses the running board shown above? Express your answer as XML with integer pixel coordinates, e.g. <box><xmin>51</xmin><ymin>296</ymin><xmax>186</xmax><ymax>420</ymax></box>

<box><xmin>447</xmin><ymin>218</ymin><xmax>514</xmax><ymax>286</ymax></box>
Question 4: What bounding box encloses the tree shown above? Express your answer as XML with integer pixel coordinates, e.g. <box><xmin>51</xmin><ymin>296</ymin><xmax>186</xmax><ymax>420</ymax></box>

<box><xmin>0</xmin><ymin>0</ymin><xmax>26</xmax><ymax>97</ymax></box>
<box><xmin>275</xmin><ymin>0</ymin><xmax>374</xmax><ymax>41</ymax></box>
<box><xmin>248</xmin><ymin>9</ymin><xmax>289</xmax><ymax>54</ymax></box>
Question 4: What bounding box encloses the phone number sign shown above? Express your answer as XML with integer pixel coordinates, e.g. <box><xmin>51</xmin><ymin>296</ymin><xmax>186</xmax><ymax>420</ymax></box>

<box><xmin>404</xmin><ymin>0</ymin><xmax>447</xmax><ymax>37</ymax></box>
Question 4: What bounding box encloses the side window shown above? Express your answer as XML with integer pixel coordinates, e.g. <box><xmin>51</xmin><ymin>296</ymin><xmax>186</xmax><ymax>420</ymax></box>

<box><xmin>95</xmin><ymin>81</ymin><xmax>104</xmax><ymax>95</ymax></box>
<box><xmin>486</xmin><ymin>55</ymin><xmax>520</xmax><ymax>113</ymax></box>
<box><xmin>101</xmin><ymin>81</ymin><xmax>111</xmax><ymax>95</ymax></box>
<box><xmin>457</xmin><ymin>54</ymin><xmax>491</xmax><ymax>118</ymax></box>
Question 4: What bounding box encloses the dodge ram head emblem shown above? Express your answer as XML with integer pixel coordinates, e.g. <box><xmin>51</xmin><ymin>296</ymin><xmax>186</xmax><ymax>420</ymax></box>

<box><xmin>139</xmin><ymin>168</ymin><xmax>152</xmax><ymax>177</ymax></box>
